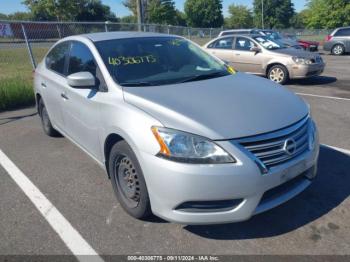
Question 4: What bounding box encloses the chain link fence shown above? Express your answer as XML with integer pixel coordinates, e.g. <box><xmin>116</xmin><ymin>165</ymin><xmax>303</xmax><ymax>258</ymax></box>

<box><xmin>0</xmin><ymin>20</ymin><xmax>224</xmax><ymax>72</ymax></box>
<box><xmin>0</xmin><ymin>20</ymin><xmax>331</xmax><ymax>85</ymax></box>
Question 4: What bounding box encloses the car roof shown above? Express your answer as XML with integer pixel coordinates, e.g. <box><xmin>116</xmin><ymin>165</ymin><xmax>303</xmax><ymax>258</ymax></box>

<box><xmin>336</xmin><ymin>26</ymin><xmax>350</xmax><ymax>30</ymax></box>
<box><xmin>80</xmin><ymin>31</ymin><xmax>174</xmax><ymax>42</ymax></box>
<box><xmin>220</xmin><ymin>29</ymin><xmax>256</xmax><ymax>32</ymax></box>
<box><xmin>217</xmin><ymin>33</ymin><xmax>259</xmax><ymax>38</ymax></box>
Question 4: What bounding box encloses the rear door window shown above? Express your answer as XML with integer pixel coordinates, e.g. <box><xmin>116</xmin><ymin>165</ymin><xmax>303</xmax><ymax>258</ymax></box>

<box><xmin>46</xmin><ymin>42</ymin><xmax>70</xmax><ymax>75</ymax></box>
<box><xmin>234</xmin><ymin>37</ymin><xmax>257</xmax><ymax>51</ymax></box>
<box><xmin>208</xmin><ymin>37</ymin><xmax>234</xmax><ymax>49</ymax></box>
<box><xmin>334</xmin><ymin>28</ymin><xmax>350</xmax><ymax>36</ymax></box>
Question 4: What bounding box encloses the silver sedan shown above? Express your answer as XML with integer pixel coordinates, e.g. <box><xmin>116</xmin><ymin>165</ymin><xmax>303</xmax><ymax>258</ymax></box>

<box><xmin>34</xmin><ymin>32</ymin><xmax>319</xmax><ymax>224</ymax></box>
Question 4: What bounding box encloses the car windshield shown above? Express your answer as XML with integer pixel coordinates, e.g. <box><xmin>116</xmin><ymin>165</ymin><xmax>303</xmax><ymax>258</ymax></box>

<box><xmin>95</xmin><ymin>36</ymin><xmax>230</xmax><ymax>86</ymax></box>
<box><xmin>253</xmin><ymin>36</ymin><xmax>285</xmax><ymax>50</ymax></box>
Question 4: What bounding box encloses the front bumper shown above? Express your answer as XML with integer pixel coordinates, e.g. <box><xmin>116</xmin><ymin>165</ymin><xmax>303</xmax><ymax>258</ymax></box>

<box><xmin>138</xmin><ymin>134</ymin><xmax>319</xmax><ymax>225</ymax></box>
<box><xmin>288</xmin><ymin>62</ymin><xmax>325</xmax><ymax>79</ymax></box>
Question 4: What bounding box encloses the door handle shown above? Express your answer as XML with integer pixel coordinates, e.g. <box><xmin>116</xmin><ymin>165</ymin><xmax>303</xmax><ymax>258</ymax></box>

<box><xmin>61</xmin><ymin>93</ymin><xmax>69</xmax><ymax>100</ymax></box>
<box><xmin>41</xmin><ymin>83</ymin><xmax>46</xmax><ymax>87</ymax></box>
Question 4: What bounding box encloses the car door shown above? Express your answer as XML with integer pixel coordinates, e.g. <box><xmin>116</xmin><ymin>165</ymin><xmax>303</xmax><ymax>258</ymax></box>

<box><xmin>206</xmin><ymin>37</ymin><xmax>235</xmax><ymax>65</ymax></box>
<box><xmin>41</xmin><ymin>41</ymin><xmax>70</xmax><ymax>130</ymax></box>
<box><xmin>232</xmin><ymin>36</ymin><xmax>264</xmax><ymax>74</ymax></box>
<box><xmin>60</xmin><ymin>41</ymin><xmax>106</xmax><ymax>160</ymax></box>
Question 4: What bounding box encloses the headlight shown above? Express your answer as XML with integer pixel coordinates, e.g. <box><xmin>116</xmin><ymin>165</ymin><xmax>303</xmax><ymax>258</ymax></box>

<box><xmin>151</xmin><ymin>127</ymin><xmax>236</xmax><ymax>164</ymax></box>
<box><xmin>308</xmin><ymin>119</ymin><xmax>317</xmax><ymax>150</ymax></box>
<box><xmin>292</xmin><ymin>56</ymin><xmax>313</xmax><ymax>65</ymax></box>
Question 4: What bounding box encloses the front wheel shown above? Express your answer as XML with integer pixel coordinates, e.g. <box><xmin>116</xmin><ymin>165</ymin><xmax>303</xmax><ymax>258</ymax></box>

<box><xmin>267</xmin><ymin>65</ymin><xmax>289</xmax><ymax>85</ymax></box>
<box><xmin>109</xmin><ymin>140</ymin><xmax>152</xmax><ymax>219</ymax></box>
<box><xmin>39</xmin><ymin>99</ymin><xmax>60</xmax><ymax>137</ymax></box>
<box><xmin>332</xmin><ymin>44</ymin><xmax>345</xmax><ymax>55</ymax></box>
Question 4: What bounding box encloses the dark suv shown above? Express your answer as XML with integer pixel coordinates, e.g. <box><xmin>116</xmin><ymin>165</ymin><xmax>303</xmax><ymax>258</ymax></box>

<box><xmin>324</xmin><ymin>27</ymin><xmax>350</xmax><ymax>55</ymax></box>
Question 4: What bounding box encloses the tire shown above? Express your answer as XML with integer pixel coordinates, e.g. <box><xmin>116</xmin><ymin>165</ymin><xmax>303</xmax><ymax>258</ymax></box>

<box><xmin>38</xmin><ymin>99</ymin><xmax>60</xmax><ymax>137</ymax></box>
<box><xmin>332</xmin><ymin>44</ymin><xmax>345</xmax><ymax>55</ymax></box>
<box><xmin>109</xmin><ymin>140</ymin><xmax>152</xmax><ymax>219</ymax></box>
<box><xmin>267</xmin><ymin>65</ymin><xmax>289</xmax><ymax>85</ymax></box>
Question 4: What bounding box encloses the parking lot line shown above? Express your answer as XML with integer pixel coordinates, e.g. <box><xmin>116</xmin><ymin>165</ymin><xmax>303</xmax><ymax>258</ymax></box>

<box><xmin>296</xmin><ymin>92</ymin><xmax>350</xmax><ymax>101</ymax></box>
<box><xmin>0</xmin><ymin>150</ymin><xmax>104</xmax><ymax>262</ymax></box>
<box><xmin>322</xmin><ymin>144</ymin><xmax>350</xmax><ymax>155</ymax></box>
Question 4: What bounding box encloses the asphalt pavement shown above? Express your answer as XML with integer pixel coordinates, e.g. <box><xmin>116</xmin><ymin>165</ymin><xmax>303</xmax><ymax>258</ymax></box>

<box><xmin>0</xmin><ymin>53</ymin><xmax>350</xmax><ymax>257</ymax></box>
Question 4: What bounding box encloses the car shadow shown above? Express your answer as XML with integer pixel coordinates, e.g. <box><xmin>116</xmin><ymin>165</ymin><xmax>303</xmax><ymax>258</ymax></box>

<box><xmin>289</xmin><ymin>76</ymin><xmax>337</xmax><ymax>86</ymax></box>
<box><xmin>0</xmin><ymin>112</ymin><xmax>37</xmax><ymax>126</ymax></box>
<box><xmin>184</xmin><ymin>146</ymin><xmax>350</xmax><ymax>240</ymax></box>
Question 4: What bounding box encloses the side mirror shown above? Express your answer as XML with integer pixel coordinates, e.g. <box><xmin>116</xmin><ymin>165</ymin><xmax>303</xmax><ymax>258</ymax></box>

<box><xmin>67</xmin><ymin>72</ymin><xmax>95</xmax><ymax>88</ymax></box>
<box><xmin>250</xmin><ymin>46</ymin><xmax>261</xmax><ymax>53</ymax></box>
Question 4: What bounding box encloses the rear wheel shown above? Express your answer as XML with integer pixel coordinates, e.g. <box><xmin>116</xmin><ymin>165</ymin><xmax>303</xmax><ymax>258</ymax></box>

<box><xmin>332</xmin><ymin>44</ymin><xmax>345</xmax><ymax>55</ymax></box>
<box><xmin>39</xmin><ymin>99</ymin><xmax>60</xmax><ymax>137</ymax></box>
<box><xmin>109</xmin><ymin>140</ymin><xmax>152</xmax><ymax>219</ymax></box>
<box><xmin>267</xmin><ymin>65</ymin><xmax>289</xmax><ymax>85</ymax></box>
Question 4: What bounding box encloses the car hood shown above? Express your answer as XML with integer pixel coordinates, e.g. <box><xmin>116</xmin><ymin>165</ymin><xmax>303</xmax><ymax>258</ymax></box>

<box><xmin>123</xmin><ymin>73</ymin><xmax>308</xmax><ymax>140</ymax></box>
<box><xmin>272</xmin><ymin>47</ymin><xmax>317</xmax><ymax>58</ymax></box>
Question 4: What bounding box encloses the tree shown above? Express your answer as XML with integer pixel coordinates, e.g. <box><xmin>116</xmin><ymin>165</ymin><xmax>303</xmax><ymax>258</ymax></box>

<box><xmin>123</xmin><ymin>0</ymin><xmax>138</xmax><ymax>16</ymax></box>
<box><xmin>0</xmin><ymin>13</ymin><xmax>8</xmax><ymax>20</ymax></box>
<box><xmin>7</xmin><ymin>12</ymin><xmax>33</xmax><ymax>20</ymax></box>
<box><xmin>184</xmin><ymin>0</ymin><xmax>224</xmax><ymax>27</ymax></box>
<box><xmin>253</xmin><ymin>0</ymin><xmax>295</xmax><ymax>28</ymax></box>
<box><xmin>120</xmin><ymin>15</ymin><xmax>137</xmax><ymax>23</ymax></box>
<box><xmin>23</xmin><ymin>0</ymin><xmax>78</xmax><ymax>21</ymax></box>
<box><xmin>23</xmin><ymin>0</ymin><xmax>116</xmax><ymax>21</ymax></box>
<box><xmin>303</xmin><ymin>0</ymin><xmax>350</xmax><ymax>29</ymax></box>
<box><xmin>290</xmin><ymin>9</ymin><xmax>309</xmax><ymax>29</ymax></box>
<box><xmin>225</xmin><ymin>4</ymin><xmax>253</xmax><ymax>29</ymax></box>
<box><xmin>123</xmin><ymin>0</ymin><xmax>179</xmax><ymax>25</ymax></box>
<box><xmin>76</xmin><ymin>1</ymin><xmax>117</xmax><ymax>21</ymax></box>
<box><xmin>147</xmin><ymin>0</ymin><xmax>177</xmax><ymax>24</ymax></box>
<box><xmin>175</xmin><ymin>10</ymin><xmax>187</xmax><ymax>26</ymax></box>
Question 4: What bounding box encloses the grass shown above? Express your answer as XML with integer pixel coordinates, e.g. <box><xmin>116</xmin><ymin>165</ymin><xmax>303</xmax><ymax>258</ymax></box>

<box><xmin>0</xmin><ymin>78</ymin><xmax>35</xmax><ymax>111</ymax></box>
<box><xmin>0</xmin><ymin>47</ymin><xmax>47</xmax><ymax>111</ymax></box>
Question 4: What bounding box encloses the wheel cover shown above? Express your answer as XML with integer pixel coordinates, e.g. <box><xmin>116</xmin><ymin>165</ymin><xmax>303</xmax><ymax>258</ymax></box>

<box><xmin>115</xmin><ymin>156</ymin><xmax>140</xmax><ymax>208</ymax></box>
<box><xmin>269</xmin><ymin>68</ymin><xmax>285</xmax><ymax>83</ymax></box>
<box><xmin>333</xmin><ymin>45</ymin><xmax>343</xmax><ymax>55</ymax></box>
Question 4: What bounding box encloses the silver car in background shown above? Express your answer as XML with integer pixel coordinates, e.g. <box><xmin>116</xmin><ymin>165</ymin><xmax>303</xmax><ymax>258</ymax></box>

<box><xmin>323</xmin><ymin>26</ymin><xmax>350</xmax><ymax>55</ymax></box>
<box><xmin>204</xmin><ymin>34</ymin><xmax>325</xmax><ymax>84</ymax></box>
<box><xmin>34</xmin><ymin>32</ymin><xmax>319</xmax><ymax>224</ymax></box>
<box><xmin>218</xmin><ymin>29</ymin><xmax>302</xmax><ymax>49</ymax></box>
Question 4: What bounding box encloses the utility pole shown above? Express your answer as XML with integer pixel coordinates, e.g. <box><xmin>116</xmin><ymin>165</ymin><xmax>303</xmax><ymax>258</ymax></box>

<box><xmin>137</xmin><ymin>0</ymin><xmax>143</xmax><ymax>31</ymax></box>
<box><xmin>261</xmin><ymin>0</ymin><xmax>264</xmax><ymax>29</ymax></box>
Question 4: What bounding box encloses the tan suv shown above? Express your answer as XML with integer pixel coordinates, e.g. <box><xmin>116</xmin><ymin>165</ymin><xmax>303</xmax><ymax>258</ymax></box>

<box><xmin>204</xmin><ymin>34</ymin><xmax>325</xmax><ymax>84</ymax></box>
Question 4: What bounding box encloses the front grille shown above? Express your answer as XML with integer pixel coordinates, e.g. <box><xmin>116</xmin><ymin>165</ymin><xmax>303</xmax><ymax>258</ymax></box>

<box><xmin>237</xmin><ymin>117</ymin><xmax>310</xmax><ymax>169</ymax></box>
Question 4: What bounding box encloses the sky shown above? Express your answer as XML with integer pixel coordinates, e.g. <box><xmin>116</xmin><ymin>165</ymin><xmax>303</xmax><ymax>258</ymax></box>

<box><xmin>1</xmin><ymin>0</ymin><xmax>308</xmax><ymax>17</ymax></box>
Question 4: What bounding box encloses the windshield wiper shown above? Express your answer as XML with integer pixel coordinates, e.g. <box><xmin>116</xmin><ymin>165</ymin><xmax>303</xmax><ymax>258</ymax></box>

<box><xmin>178</xmin><ymin>71</ymin><xmax>228</xmax><ymax>83</ymax></box>
<box><xmin>119</xmin><ymin>81</ymin><xmax>155</xmax><ymax>87</ymax></box>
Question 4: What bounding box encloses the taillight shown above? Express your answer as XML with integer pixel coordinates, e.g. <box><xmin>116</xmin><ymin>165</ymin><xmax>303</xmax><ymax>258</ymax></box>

<box><xmin>325</xmin><ymin>35</ymin><xmax>332</xmax><ymax>41</ymax></box>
